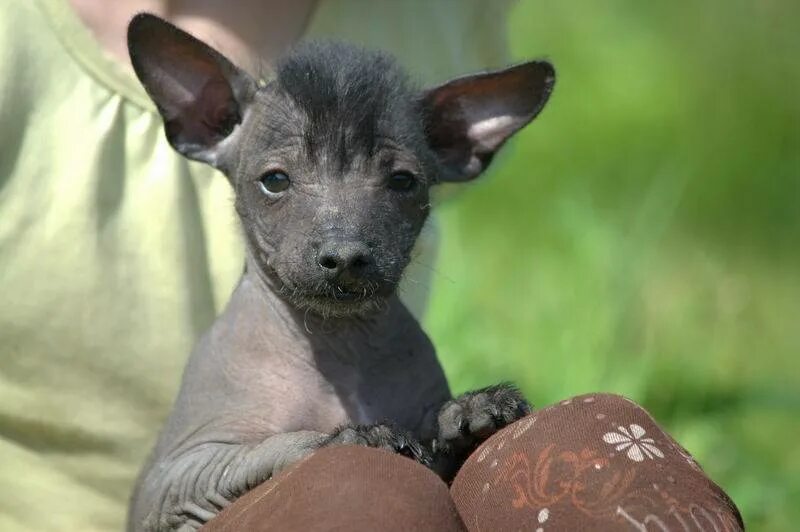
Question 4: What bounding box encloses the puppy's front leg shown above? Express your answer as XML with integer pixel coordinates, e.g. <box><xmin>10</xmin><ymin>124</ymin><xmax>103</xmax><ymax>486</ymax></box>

<box><xmin>133</xmin><ymin>425</ymin><xmax>432</xmax><ymax>531</ymax></box>
<box><xmin>132</xmin><ymin>431</ymin><xmax>327</xmax><ymax>531</ymax></box>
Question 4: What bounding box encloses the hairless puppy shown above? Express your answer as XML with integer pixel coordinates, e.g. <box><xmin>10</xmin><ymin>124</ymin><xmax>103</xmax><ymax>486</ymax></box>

<box><xmin>126</xmin><ymin>13</ymin><xmax>555</xmax><ymax>531</ymax></box>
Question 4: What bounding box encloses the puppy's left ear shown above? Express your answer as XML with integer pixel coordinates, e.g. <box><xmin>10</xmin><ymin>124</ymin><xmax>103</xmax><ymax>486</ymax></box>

<box><xmin>421</xmin><ymin>61</ymin><xmax>555</xmax><ymax>182</ymax></box>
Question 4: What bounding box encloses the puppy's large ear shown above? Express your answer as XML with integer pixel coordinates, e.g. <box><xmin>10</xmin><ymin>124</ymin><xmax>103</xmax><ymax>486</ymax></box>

<box><xmin>421</xmin><ymin>61</ymin><xmax>555</xmax><ymax>182</ymax></box>
<box><xmin>127</xmin><ymin>13</ymin><xmax>257</xmax><ymax>166</ymax></box>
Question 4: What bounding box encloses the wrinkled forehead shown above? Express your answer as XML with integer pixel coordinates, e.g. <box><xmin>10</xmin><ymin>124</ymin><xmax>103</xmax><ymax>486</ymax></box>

<box><xmin>237</xmin><ymin>87</ymin><xmax>427</xmax><ymax>176</ymax></box>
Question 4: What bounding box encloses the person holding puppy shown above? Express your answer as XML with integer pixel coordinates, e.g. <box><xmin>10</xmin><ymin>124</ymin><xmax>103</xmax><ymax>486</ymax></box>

<box><xmin>0</xmin><ymin>1</ymin><xmax>742</xmax><ymax>531</ymax></box>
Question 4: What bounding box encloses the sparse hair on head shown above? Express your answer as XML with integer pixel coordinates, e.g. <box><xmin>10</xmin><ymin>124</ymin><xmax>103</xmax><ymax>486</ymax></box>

<box><xmin>273</xmin><ymin>41</ymin><xmax>422</xmax><ymax>164</ymax></box>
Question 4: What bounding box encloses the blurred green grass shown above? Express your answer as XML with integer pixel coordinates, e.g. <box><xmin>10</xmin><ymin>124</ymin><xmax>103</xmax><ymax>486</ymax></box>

<box><xmin>424</xmin><ymin>2</ymin><xmax>799</xmax><ymax>530</ymax></box>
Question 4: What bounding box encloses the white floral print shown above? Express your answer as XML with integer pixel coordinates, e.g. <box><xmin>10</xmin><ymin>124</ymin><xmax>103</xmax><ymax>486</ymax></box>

<box><xmin>602</xmin><ymin>424</ymin><xmax>664</xmax><ymax>462</ymax></box>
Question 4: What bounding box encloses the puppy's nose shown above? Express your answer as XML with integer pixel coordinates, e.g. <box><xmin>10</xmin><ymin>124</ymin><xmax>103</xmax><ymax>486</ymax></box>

<box><xmin>317</xmin><ymin>241</ymin><xmax>373</xmax><ymax>280</ymax></box>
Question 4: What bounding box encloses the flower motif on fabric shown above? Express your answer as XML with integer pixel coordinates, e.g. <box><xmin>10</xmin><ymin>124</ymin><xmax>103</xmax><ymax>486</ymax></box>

<box><xmin>602</xmin><ymin>424</ymin><xmax>664</xmax><ymax>462</ymax></box>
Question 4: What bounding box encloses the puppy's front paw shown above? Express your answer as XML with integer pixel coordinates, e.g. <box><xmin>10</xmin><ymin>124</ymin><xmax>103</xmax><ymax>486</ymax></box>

<box><xmin>325</xmin><ymin>423</ymin><xmax>432</xmax><ymax>466</ymax></box>
<box><xmin>436</xmin><ymin>383</ymin><xmax>530</xmax><ymax>457</ymax></box>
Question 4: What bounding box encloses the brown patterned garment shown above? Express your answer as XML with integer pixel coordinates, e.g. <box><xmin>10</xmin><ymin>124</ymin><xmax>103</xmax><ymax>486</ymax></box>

<box><xmin>204</xmin><ymin>394</ymin><xmax>743</xmax><ymax>531</ymax></box>
<box><xmin>202</xmin><ymin>445</ymin><xmax>465</xmax><ymax>532</ymax></box>
<box><xmin>451</xmin><ymin>393</ymin><xmax>743</xmax><ymax>531</ymax></box>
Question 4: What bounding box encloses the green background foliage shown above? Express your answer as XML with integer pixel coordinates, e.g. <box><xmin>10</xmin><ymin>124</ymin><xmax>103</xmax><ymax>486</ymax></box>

<box><xmin>424</xmin><ymin>2</ymin><xmax>799</xmax><ymax>530</ymax></box>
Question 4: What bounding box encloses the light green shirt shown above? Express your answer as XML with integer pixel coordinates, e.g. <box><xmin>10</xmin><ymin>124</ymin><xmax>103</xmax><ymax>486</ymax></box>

<box><xmin>0</xmin><ymin>0</ymin><xmax>511</xmax><ymax>529</ymax></box>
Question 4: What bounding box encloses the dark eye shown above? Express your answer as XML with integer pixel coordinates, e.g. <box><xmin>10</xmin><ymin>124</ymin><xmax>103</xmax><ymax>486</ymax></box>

<box><xmin>388</xmin><ymin>171</ymin><xmax>416</xmax><ymax>191</ymax></box>
<box><xmin>258</xmin><ymin>171</ymin><xmax>291</xmax><ymax>195</ymax></box>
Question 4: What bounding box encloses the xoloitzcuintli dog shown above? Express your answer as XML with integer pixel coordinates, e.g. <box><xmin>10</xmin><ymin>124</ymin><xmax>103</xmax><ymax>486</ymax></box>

<box><xmin>126</xmin><ymin>13</ymin><xmax>555</xmax><ymax>531</ymax></box>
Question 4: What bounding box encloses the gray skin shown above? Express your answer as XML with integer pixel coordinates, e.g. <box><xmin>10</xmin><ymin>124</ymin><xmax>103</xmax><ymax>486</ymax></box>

<box><xmin>126</xmin><ymin>13</ymin><xmax>555</xmax><ymax>532</ymax></box>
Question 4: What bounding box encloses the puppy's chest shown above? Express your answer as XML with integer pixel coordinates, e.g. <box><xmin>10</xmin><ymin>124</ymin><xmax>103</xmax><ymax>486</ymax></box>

<box><xmin>265</xmin><ymin>351</ymin><xmax>429</xmax><ymax>433</ymax></box>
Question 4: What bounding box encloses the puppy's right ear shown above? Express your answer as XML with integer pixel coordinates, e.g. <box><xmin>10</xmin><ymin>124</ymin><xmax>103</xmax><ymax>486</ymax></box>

<box><xmin>127</xmin><ymin>13</ymin><xmax>256</xmax><ymax>166</ymax></box>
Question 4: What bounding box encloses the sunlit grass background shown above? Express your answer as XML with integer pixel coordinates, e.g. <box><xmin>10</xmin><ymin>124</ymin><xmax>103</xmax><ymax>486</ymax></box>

<box><xmin>424</xmin><ymin>2</ymin><xmax>799</xmax><ymax>530</ymax></box>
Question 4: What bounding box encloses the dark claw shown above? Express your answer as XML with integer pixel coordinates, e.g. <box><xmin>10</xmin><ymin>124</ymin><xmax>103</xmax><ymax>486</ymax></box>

<box><xmin>458</xmin><ymin>417</ymin><xmax>468</xmax><ymax>436</ymax></box>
